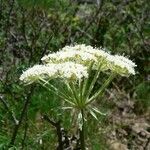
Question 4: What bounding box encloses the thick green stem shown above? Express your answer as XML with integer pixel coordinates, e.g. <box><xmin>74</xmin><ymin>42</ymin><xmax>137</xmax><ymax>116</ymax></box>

<box><xmin>80</xmin><ymin>109</ymin><xmax>85</xmax><ymax>150</ymax></box>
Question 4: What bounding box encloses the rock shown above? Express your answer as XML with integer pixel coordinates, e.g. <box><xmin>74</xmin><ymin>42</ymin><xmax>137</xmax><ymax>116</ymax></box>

<box><xmin>108</xmin><ymin>140</ymin><xmax>128</xmax><ymax>150</ymax></box>
<box><xmin>140</xmin><ymin>130</ymin><xmax>150</xmax><ymax>139</ymax></box>
<box><xmin>132</xmin><ymin>122</ymin><xmax>150</xmax><ymax>134</ymax></box>
<box><xmin>146</xmin><ymin>141</ymin><xmax>150</xmax><ymax>150</ymax></box>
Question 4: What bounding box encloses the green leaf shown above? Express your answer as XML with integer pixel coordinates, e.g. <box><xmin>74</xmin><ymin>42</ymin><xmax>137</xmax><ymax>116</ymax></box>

<box><xmin>89</xmin><ymin>109</ymin><xmax>98</xmax><ymax>120</ymax></box>
<box><xmin>92</xmin><ymin>107</ymin><xmax>107</xmax><ymax>116</ymax></box>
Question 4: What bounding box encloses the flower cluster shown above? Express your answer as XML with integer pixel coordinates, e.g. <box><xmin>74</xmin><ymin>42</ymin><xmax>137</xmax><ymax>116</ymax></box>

<box><xmin>20</xmin><ymin>65</ymin><xmax>57</xmax><ymax>84</ymax></box>
<box><xmin>20</xmin><ymin>44</ymin><xmax>136</xmax><ymax>84</ymax></box>
<box><xmin>20</xmin><ymin>62</ymin><xmax>88</xmax><ymax>84</ymax></box>
<box><xmin>41</xmin><ymin>49</ymin><xmax>97</xmax><ymax>65</ymax></box>
<box><xmin>41</xmin><ymin>44</ymin><xmax>136</xmax><ymax>76</ymax></box>
<box><xmin>56</xmin><ymin>62</ymin><xmax>88</xmax><ymax>80</ymax></box>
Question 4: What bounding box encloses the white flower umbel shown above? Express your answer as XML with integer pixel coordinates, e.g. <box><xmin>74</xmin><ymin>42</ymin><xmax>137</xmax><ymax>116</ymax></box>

<box><xmin>106</xmin><ymin>55</ymin><xmax>136</xmax><ymax>76</ymax></box>
<box><xmin>56</xmin><ymin>62</ymin><xmax>88</xmax><ymax>80</ymax></box>
<box><xmin>41</xmin><ymin>44</ymin><xmax>111</xmax><ymax>72</ymax></box>
<box><xmin>42</xmin><ymin>44</ymin><xmax>136</xmax><ymax>76</ymax></box>
<box><xmin>20</xmin><ymin>62</ymin><xmax>88</xmax><ymax>84</ymax></box>
<box><xmin>19</xmin><ymin>64</ymin><xmax>59</xmax><ymax>84</ymax></box>
<box><xmin>41</xmin><ymin>49</ymin><xmax>97</xmax><ymax>65</ymax></box>
<box><xmin>78</xmin><ymin>45</ymin><xmax>135</xmax><ymax>75</ymax></box>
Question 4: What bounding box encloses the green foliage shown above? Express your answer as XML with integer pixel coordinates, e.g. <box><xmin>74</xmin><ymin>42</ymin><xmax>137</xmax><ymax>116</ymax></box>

<box><xmin>135</xmin><ymin>81</ymin><xmax>150</xmax><ymax>113</ymax></box>
<box><xmin>17</xmin><ymin>0</ymin><xmax>70</xmax><ymax>10</ymax></box>
<box><xmin>0</xmin><ymin>0</ymin><xmax>149</xmax><ymax>149</ymax></box>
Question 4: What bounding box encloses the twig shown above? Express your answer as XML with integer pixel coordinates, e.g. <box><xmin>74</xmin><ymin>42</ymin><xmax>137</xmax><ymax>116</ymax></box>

<box><xmin>3</xmin><ymin>0</ymin><xmax>15</xmax><ymax>52</ymax></box>
<box><xmin>20</xmin><ymin>7</ymin><xmax>30</xmax><ymax>48</ymax></box>
<box><xmin>9</xmin><ymin>86</ymin><xmax>35</xmax><ymax>147</ymax></box>
<box><xmin>6</xmin><ymin>0</ymin><xmax>15</xmax><ymax>27</ymax></box>
<box><xmin>76</xmin><ymin>27</ymin><xmax>98</xmax><ymax>43</ymax></box>
<box><xmin>76</xmin><ymin>0</ymin><xmax>104</xmax><ymax>40</ymax></box>
<box><xmin>21</xmin><ymin>111</ymin><xmax>28</xmax><ymax>150</ymax></box>
<box><xmin>39</xmin><ymin>34</ymin><xmax>53</xmax><ymax>62</ymax></box>
<box><xmin>42</xmin><ymin>115</ymin><xmax>63</xmax><ymax>150</ymax></box>
<box><xmin>0</xmin><ymin>96</ymin><xmax>18</xmax><ymax>125</ymax></box>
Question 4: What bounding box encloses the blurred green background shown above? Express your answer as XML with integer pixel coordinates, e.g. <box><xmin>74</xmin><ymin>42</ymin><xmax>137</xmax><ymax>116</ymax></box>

<box><xmin>0</xmin><ymin>0</ymin><xmax>149</xmax><ymax>149</ymax></box>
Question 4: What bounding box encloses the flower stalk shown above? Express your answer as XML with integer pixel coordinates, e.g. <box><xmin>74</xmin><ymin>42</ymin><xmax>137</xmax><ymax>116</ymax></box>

<box><xmin>80</xmin><ymin>109</ymin><xmax>85</xmax><ymax>150</ymax></box>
